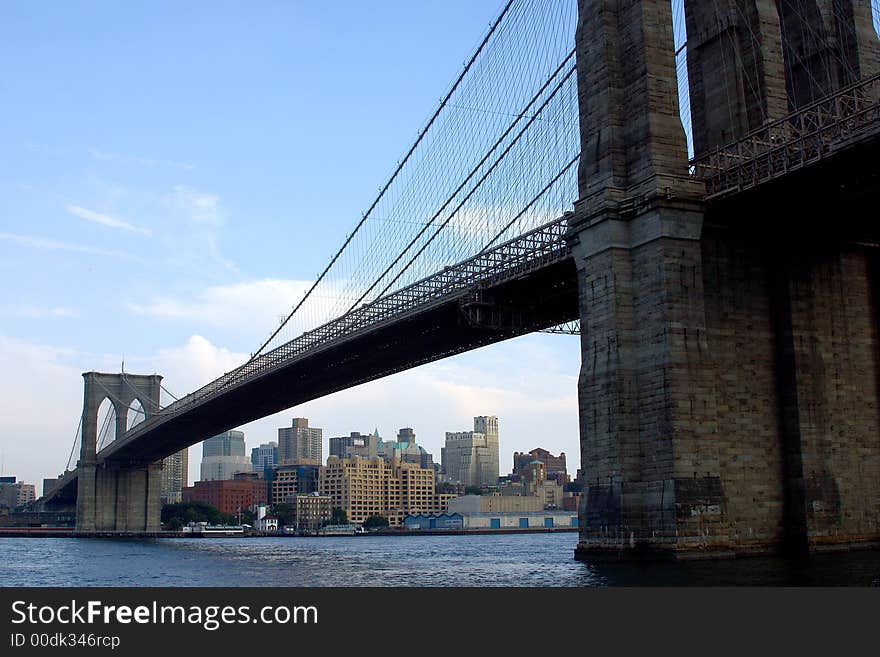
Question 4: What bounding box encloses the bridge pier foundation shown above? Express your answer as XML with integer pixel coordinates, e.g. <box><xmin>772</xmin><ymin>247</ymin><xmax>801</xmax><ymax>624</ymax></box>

<box><xmin>572</xmin><ymin>0</ymin><xmax>729</xmax><ymax>559</ymax></box>
<box><xmin>773</xmin><ymin>246</ymin><xmax>880</xmax><ymax>552</ymax></box>
<box><xmin>76</xmin><ymin>462</ymin><xmax>163</xmax><ymax>533</ymax></box>
<box><xmin>75</xmin><ymin>464</ymin><xmax>97</xmax><ymax>533</ymax></box>
<box><xmin>569</xmin><ymin>196</ymin><xmax>729</xmax><ymax>559</ymax></box>
<box><xmin>573</xmin><ymin>223</ymin><xmax>880</xmax><ymax>560</ymax></box>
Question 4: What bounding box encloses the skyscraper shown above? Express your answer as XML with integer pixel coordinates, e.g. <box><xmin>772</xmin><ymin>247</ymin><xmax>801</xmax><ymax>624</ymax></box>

<box><xmin>251</xmin><ymin>442</ymin><xmax>278</xmax><ymax>472</ymax></box>
<box><xmin>278</xmin><ymin>418</ymin><xmax>322</xmax><ymax>465</ymax></box>
<box><xmin>161</xmin><ymin>447</ymin><xmax>189</xmax><ymax>504</ymax></box>
<box><xmin>441</xmin><ymin>416</ymin><xmax>499</xmax><ymax>488</ymax></box>
<box><xmin>0</xmin><ymin>478</ymin><xmax>36</xmax><ymax>509</ymax></box>
<box><xmin>203</xmin><ymin>430</ymin><xmax>246</xmax><ymax>457</ymax></box>
<box><xmin>329</xmin><ymin>432</ymin><xmax>378</xmax><ymax>459</ymax></box>
<box><xmin>200</xmin><ymin>430</ymin><xmax>252</xmax><ymax>481</ymax></box>
<box><xmin>473</xmin><ymin>416</ymin><xmax>499</xmax><ymax>485</ymax></box>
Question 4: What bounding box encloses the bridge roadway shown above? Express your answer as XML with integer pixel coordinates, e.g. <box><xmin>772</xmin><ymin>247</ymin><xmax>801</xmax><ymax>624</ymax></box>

<box><xmin>44</xmin><ymin>74</ymin><xmax>880</xmax><ymax>504</ymax></box>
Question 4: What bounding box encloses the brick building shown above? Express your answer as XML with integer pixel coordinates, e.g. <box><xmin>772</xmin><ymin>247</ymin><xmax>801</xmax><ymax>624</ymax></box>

<box><xmin>512</xmin><ymin>448</ymin><xmax>568</xmax><ymax>484</ymax></box>
<box><xmin>182</xmin><ymin>475</ymin><xmax>268</xmax><ymax>515</ymax></box>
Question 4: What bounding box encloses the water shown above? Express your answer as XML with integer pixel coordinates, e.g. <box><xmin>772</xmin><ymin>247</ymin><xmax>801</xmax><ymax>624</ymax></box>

<box><xmin>2</xmin><ymin>534</ymin><xmax>879</xmax><ymax>587</ymax></box>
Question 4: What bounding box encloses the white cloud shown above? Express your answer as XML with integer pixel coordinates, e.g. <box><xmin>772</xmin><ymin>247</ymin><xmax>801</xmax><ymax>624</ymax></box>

<box><xmin>150</xmin><ymin>335</ymin><xmax>248</xmax><ymax>395</ymax></box>
<box><xmin>127</xmin><ymin>279</ymin><xmax>314</xmax><ymax>340</ymax></box>
<box><xmin>161</xmin><ymin>185</ymin><xmax>235</xmax><ymax>272</ymax></box>
<box><xmin>89</xmin><ymin>148</ymin><xmax>194</xmax><ymax>171</ymax></box>
<box><xmin>66</xmin><ymin>204</ymin><xmax>152</xmax><ymax>237</ymax></box>
<box><xmin>0</xmin><ymin>231</ymin><xmax>143</xmax><ymax>261</ymax></box>
<box><xmin>170</xmin><ymin>186</ymin><xmax>223</xmax><ymax>227</ymax></box>
<box><xmin>0</xmin><ymin>337</ymin><xmax>92</xmax><ymax>489</ymax></box>
<box><xmin>1</xmin><ymin>305</ymin><xmax>77</xmax><ymax>319</ymax></box>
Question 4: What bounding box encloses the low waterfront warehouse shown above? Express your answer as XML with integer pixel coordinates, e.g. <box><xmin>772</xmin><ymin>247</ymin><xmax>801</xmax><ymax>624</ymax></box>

<box><xmin>403</xmin><ymin>513</ymin><xmax>464</xmax><ymax>531</ymax></box>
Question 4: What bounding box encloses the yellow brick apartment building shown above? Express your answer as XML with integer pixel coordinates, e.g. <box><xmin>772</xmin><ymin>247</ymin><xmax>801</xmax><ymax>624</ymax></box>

<box><xmin>319</xmin><ymin>456</ymin><xmax>454</xmax><ymax>526</ymax></box>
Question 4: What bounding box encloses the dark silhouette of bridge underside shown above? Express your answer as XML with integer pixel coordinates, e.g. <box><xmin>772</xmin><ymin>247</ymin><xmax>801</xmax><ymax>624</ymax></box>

<box><xmin>45</xmin><ymin>220</ymin><xmax>578</xmax><ymax>503</ymax></box>
<box><xmin>112</xmin><ymin>265</ymin><xmax>578</xmax><ymax>467</ymax></box>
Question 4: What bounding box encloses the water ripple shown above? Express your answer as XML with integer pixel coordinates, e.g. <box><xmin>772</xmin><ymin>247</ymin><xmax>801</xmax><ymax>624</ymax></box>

<box><xmin>1</xmin><ymin>534</ymin><xmax>878</xmax><ymax>587</ymax></box>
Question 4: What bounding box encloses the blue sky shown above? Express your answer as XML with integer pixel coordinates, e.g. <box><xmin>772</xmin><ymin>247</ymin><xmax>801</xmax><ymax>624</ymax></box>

<box><xmin>0</xmin><ymin>1</ymin><xmax>583</xmax><ymax>489</ymax></box>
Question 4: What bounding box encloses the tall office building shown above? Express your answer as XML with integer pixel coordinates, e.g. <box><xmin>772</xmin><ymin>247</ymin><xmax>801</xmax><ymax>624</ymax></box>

<box><xmin>17</xmin><ymin>483</ymin><xmax>36</xmax><ymax>506</ymax></box>
<box><xmin>200</xmin><ymin>430</ymin><xmax>252</xmax><ymax>481</ymax></box>
<box><xmin>441</xmin><ymin>416</ymin><xmax>499</xmax><ymax>488</ymax></box>
<box><xmin>203</xmin><ymin>431</ymin><xmax>246</xmax><ymax>457</ymax></box>
<box><xmin>278</xmin><ymin>418</ymin><xmax>322</xmax><ymax>465</ymax></box>
<box><xmin>0</xmin><ymin>479</ymin><xmax>35</xmax><ymax>509</ymax></box>
<box><xmin>251</xmin><ymin>442</ymin><xmax>278</xmax><ymax>472</ymax></box>
<box><xmin>329</xmin><ymin>432</ymin><xmax>379</xmax><ymax>459</ymax></box>
<box><xmin>161</xmin><ymin>447</ymin><xmax>189</xmax><ymax>504</ymax></box>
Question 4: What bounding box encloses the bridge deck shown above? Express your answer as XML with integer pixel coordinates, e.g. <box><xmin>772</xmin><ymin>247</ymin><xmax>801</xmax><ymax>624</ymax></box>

<box><xmin>93</xmin><ymin>216</ymin><xmax>577</xmax><ymax>466</ymax></box>
<box><xmin>692</xmin><ymin>72</ymin><xmax>880</xmax><ymax>200</ymax></box>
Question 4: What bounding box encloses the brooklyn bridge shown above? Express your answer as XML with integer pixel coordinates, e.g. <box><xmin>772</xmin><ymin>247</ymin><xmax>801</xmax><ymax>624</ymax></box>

<box><xmin>42</xmin><ymin>0</ymin><xmax>880</xmax><ymax>560</ymax></box>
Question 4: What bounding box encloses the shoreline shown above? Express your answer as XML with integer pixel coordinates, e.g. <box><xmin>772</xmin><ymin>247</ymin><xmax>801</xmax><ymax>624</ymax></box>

<box><xmin>0</xmin><ymin>527</ymin><xmax>579</xmax><ymax>539</ymax></box>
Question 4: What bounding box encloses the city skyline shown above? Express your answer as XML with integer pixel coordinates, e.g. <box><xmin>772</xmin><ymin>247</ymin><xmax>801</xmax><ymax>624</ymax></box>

<box><xmin>189</xmin><ymin>412</ymin><xmax>567</xmax><ymax>490</ymax></box>
<box><xmin>0</xmin><ymin>1</ymin><xmax>581</xmax><ymax>490</ymax></box>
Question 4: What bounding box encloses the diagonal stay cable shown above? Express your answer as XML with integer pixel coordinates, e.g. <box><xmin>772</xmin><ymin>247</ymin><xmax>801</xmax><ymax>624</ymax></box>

<box><xmin>347</xmin><ymin>49</ymin><xmax>577</xmax><ymax>312</ymax></box>
<box><xmin>65</xmin><ymin>412</ymin><xmax>84</xmax><ymax>471</ymax></box>
<box><xmin>368</xmin><ymin>62</ymin><xmax>578</xmax><ymax>304</ymax></box>
<box><xmin>96</xmin><ymin>400</ymin><xmax>117</xmax><ymax>452</ymax></box>
<box><xmin>120</xmin><ymin>373</ymin><xmax>162</xmax><ymax>413</ymax></box>
<box><xmin>160</xmin><ymin>383</ymin><xmax>180</xmax><ymax>403</ymax></box>
<box><xmin>476</xmin><ymin>152</ymin><xmax>579</xmax><ymax>256</ymax></box>
<box><xmin>249</xmin><ymin>0</ymin><xmax>517</xmax><ymax>362</ymax></box>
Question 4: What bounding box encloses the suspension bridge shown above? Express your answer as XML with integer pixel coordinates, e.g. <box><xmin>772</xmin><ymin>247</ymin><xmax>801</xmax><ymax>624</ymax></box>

<box><xmin>43</xmin><ymin>0</ymin><xmax>880</xmax><ymax>559</ymax></box>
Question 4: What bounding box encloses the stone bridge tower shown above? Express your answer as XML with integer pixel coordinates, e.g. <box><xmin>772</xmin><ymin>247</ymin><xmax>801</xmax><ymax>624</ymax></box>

<box><xmin>569</xmin><ymin>0</ymin><xmax>880</xmax><ymax>559</ymax></box>
<box><xmin>76</xmin><ymin>372</ymin><xmax>164</xmax><ymax>533</ymax></box>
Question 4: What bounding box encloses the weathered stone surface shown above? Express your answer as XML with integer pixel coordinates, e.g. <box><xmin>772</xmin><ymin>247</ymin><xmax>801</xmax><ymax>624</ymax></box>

<box><xmin>686</xmin><ymin>1</ymin><xmax>789</xmax><ymax>155</ymax></box>
<box><xmin>777</xmin><ymin>0</ymin><xmax>880</xmax><ymax>109</ymax></box>
<box><xmin>781</xmin><ymin>247</ymin><xmax>880</xmax><ymax>548</ymax></box>
<box><xmin>573</xmin><ymin>0</ymin><xmax>880</xmax><ymax>560</ymax></box>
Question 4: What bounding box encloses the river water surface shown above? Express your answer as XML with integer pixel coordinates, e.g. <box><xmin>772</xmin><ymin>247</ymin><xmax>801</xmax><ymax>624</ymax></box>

<box><xmin>2</xmin><ymin>533</ymin><xmax>879</xmax><ymax>587</ymax></box>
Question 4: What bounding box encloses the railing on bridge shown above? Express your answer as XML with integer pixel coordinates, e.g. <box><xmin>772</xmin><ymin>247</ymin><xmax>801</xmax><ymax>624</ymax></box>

<box><xmin>692</xmin><ymin>72</ymin><xmax>880</xmax><ymax>199</ymax></box>
<box><xmin>109</xmin><ymin>215</ymin><xmax>572</xmax><ymax>453</ymax></box>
